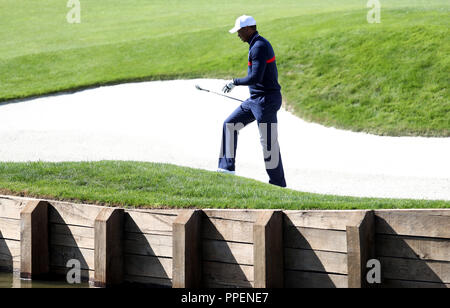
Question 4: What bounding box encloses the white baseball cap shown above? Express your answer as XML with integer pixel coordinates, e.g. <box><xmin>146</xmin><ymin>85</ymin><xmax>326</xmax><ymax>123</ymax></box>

<box><xmin>229</xmin><ymin>15</ymin><xmax>256</xmax><ymax>33</ymax></box>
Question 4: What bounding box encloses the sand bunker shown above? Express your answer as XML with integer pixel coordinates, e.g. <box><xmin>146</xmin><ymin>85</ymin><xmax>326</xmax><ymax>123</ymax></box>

<box><xmin>1</xmin><ymin>79</ymin><xmax>449</xmax><ymax>200</ymax></box>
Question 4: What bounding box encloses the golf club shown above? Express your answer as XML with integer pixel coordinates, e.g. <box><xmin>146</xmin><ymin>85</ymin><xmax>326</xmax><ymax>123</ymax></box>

<box><xmin>195</xmin><ymin>84</ymin><xmax>244</xmax><ymax>103</ymax></box>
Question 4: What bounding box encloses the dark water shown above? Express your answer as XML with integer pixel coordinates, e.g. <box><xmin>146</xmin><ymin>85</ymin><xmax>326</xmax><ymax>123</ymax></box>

<box><xmin>0</xmin><ymin>272</ymin><xmax>90</xmax><ymax>288</ymax></box>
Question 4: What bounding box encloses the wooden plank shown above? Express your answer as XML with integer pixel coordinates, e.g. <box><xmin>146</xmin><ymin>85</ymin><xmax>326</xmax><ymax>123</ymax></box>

<box><xmin>124</xmin><ymin>254</ymin><xmax>172</xmax><ymax>280</ymax></box>
<box><xmin>202</xmin><ymin>210</ymin><xmax>259</xmax><ymax>223</ymax></box>
<box><xmin>203</xmin><ymin>261</ymin><xmax>254</xmax><ymax>288</ymax></box>
<box><xmin>380</xmin><ymin>256</ymin><xmax>450</xmax><ymax>283</ymax></box>
<box><xmin>0</xmin><ymin>259</ymin><xmax>20</xmax><ymax>271</ymax></box>
<box><xmin>94</xmin><ymin>208</ymin><xmax>124</xmax><ymax>287</ymax></box>
<box><xmin>172</xmin><ymin>210</ymin><xmax>202</xmax><ymax>288</ymax></box>
<box><xmin>203</xmin><ymin>279</ymin><xmax>255</xmax><ymax>288</ymax></box>
<box><xmin>124</xmin><ymin>211</ymin><xmax>176</xmax><ymax>236</ymax></box>
<box><xmin>124</xmin><ymin>274</ymin><xmax>172</xmax><ymax>287</ymax></box>
<box><xmin>284</xmin><ymin>210</ymin><xmax>369</xmax><ymax>231</ymax></box>
<box><xmin>0</xmin><ymin>218</ymin><xmax>20</xmax><ymax>240</ymax></box>
<box><xmin>284</xmin><ymin>226</ymin><xmax>347</xmax><ymax>253</ymax></box>
<box><xmin>124</xmin><ymin>232</ymin><xmax>172</xmax><ymax>258</ymax></box>
<box><xmin>125</xmin><ymin>208</ymin><xmax>181</xmax><ymax>216</ymax></box>
<box><xmin>382</xmin><ymin>279</ymin><xmax>450</xmax><ymax>288</ymax></box>
<box><xmin>20</xmin><ymin>200</ymin><xmax>49</xmax><ymax>279</ymax></box>
<box><xmin>0</xmin><ymin>197</ymin><xmax>24</xmax><ymax>220</ymax></box>
<box><xmin>374</xmin><ymin>209</ymin><xmax>450</xmax><ymax>215</ymax></box>
<box><xmin>0</xmin><ymin>239</ymin><xmax>20</xmax><ymax>262</ymax></box>
<box><xmin>202</xmin><ymin>217</ymin><xmax>254</xmax><ymax>243</ymax></box>
<box><xmin>285</xmin><ymin>270</ymin><xmax>348</xmax><ymax>288</ymax></box>
<box><xmin>376</xmin><ymin>234</ymin><xmax>450</xmax><ymax>262</ymax></box>
<box><xmin>49</xmin><ymin>201</ymin><xmax>104</xmax><ymax>227</ymax></box>
<box><xmin>284</xmin><ymin>248</ymin><xmax>348</xmax><ymax>275</ymax></box>
<box><xmin>375</xmin><ymin>211</ymin><xmax>450</xmax><ymax>238</ymax></box>
<box><xmin>202</xmin><ymin>240</ymin><xmax>253</xmax><ymax>265</ymax></box>
<box><xmin>347</xmin><ymin>211</ymin><xmax>375</xmax><ymax>288</ymax></box>
<box><xmin>253</xmin><ymin>210</ymin><xmax>284</xmax><ymax>288</ymax></box>
<box><xmin>50</xmin><ymin>224</ymin><xmax>94</xmax><ymax>249</ymax></box>
<box><xmin>49</xmin><ymin>245</ymin><xmax>95</xmax><ymax>270</ymax></box>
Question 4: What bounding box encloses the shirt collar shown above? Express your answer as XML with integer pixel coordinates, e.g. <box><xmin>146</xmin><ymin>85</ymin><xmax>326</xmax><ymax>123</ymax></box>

<box><xmin>248</xmin><ymin>31</ymin><xmax>259</xmax><ymax>46</ymax></box>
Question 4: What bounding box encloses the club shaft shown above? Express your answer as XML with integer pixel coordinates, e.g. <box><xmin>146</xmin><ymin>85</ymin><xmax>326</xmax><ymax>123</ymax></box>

<box><xmin>196</xmin><ymin>86</ymin><xmax>244</xmax><ymax>103</ymax></box>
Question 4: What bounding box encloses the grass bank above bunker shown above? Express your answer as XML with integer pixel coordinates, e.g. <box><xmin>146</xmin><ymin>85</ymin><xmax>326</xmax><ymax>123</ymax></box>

<box><xmin>0</xmin><ymin>1</ymin><xmax>448</xmax><ymax>136</ymax></box>
<box><xmin>0</xmin><ymin>161</ymin><xmax>448</xmax><ymax>210</ymax></box>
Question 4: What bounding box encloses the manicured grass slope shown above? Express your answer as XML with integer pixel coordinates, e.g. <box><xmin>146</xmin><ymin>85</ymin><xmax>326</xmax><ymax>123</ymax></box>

<box><xmin>0</xmin><ymin>1</ymin><xmax>448</xmax><ymax>136</ymax></box>
<box><xmin>0</xmin><ymin>161</ymin><xmax>448</xmax><ymax>209</ymax></box>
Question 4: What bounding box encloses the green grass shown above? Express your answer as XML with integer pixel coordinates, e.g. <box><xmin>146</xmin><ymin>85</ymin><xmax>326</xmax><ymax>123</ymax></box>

<box><xmin>0</xmin><ymin>1</ymin><xmax>448</xmax><ymax>136</ymax></box>
<box><xmin>0</xmin><ymin>161</ymin><xmax>448</xmax><ymax>210</ymax></box>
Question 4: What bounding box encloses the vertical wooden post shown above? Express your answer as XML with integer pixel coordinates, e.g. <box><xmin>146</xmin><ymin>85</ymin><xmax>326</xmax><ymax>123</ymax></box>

<box><xmin>94</xmin><ymin>207</ymin><xmax>124</xmax><ymax>287</ymax></box>
<box><xmin>20</xmin><ymin>200</ymin><xmax>49</xmax><ymax>279</ymax></box>
<box><xmin>172</xmin><ymin>210</ymin><xmax>202</xmax><ymax>288</ymax></box>
<box><xmin>253</xmin><ymin>210</ymin><xmax>284</xmax><ymax>288</ymax></box>
<box><xmin>346</xmin><ymin>210</ymin><xmax>375</xmax><ymax>288</ymax></box>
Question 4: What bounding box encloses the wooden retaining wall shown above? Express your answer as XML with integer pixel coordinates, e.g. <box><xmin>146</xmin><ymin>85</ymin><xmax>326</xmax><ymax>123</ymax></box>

<box><xmin>201</xmin><ymin>210</ymin><xmax>257</xmax><ymax>288</ymax></box>
<box><xmin>0</xmin><ymin>197</ymin><xmax>22</xmax><ymax>271</ymax></box>
<box><xmin>48</xmin><ymin>201</ymin><xmax>100</xmax><ymax>280</ymax></box>
<box><xmin>283</xmin><ymin>211</ymin><xmax>362</xmax><ymax>288</ymax></box>
<box><xmin>0</xmin><ymin>195</ymin><xmax>448</xmax><ymax>288</ymax></box>
<box><xmin>123</xmin><ymin>208</ymin><xmax>178</xmax><ymax>287</ymax></box>
<box><xmin>374</xmin><ymin>210</ymin><xmax>450</xmax><ymax>288</ymax></box>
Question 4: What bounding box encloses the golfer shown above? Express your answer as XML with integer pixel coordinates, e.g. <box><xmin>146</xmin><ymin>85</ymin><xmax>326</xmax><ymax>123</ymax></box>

<box><xmin>218</xmin><ymin>15</ymin><xmax>287</xmax><ymax>188</ymax></box>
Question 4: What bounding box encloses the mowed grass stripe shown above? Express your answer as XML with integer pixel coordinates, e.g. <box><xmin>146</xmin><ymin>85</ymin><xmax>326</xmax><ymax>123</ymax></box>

<box><xmin>0</xmin><ymin>1</ymin><xmax>448</xmax><ymax>136</ymax></box>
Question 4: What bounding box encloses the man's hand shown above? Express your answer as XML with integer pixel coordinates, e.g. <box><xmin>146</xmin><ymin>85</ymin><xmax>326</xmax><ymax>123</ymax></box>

<box><xmin>222</xmin><ymin>80</ymin><xmax>235</xmax><ymax>93</ymax></box>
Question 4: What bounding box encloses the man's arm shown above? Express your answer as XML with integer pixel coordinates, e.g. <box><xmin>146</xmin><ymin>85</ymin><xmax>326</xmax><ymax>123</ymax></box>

<box><xmin>233</xmin><ymin>44</ymin><xmax>267</xmax><ymax>86</ymax></box>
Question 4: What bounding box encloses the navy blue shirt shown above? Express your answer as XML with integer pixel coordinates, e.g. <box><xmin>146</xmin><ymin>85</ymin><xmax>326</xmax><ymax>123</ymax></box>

<box><xmin>233</xmin><ymin>32</ymin><xmax>281</xmax><ymax>98</ymax></box>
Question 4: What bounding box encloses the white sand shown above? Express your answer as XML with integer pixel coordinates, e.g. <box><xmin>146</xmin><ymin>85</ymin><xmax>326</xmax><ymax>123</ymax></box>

<box><xmin>0</xmin><ymin>79</ymin><xmax>449</xmax><ymax>200</ymax></box>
